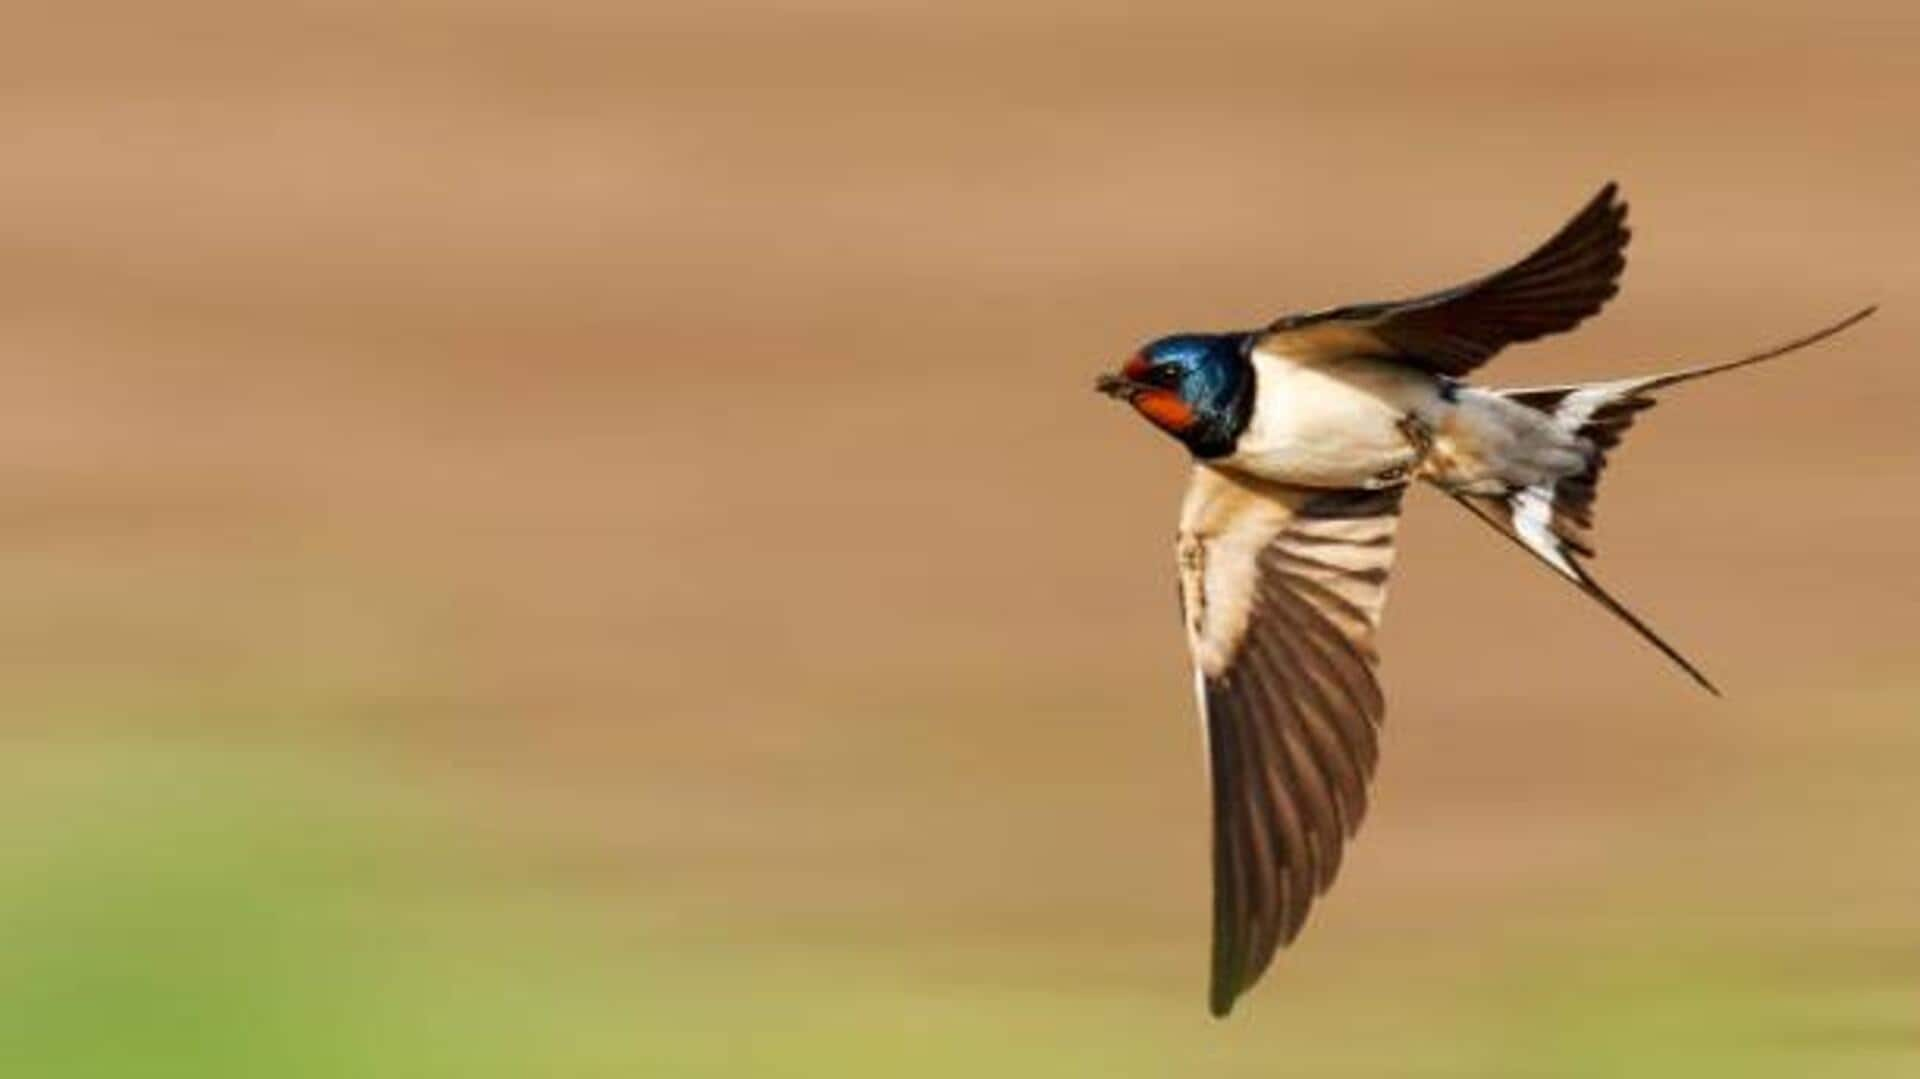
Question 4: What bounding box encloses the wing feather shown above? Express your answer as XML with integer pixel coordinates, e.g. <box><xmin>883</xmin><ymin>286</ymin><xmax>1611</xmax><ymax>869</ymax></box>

<box><xmin>1177</xmin><ymin>468</ymin><xmax>1403</xmax><ymax>1017</ymax></box>
<box><xmin>1260</xmin><ymin>183</ymin><xmax>1629</xmax><ymax>376</ymax></box>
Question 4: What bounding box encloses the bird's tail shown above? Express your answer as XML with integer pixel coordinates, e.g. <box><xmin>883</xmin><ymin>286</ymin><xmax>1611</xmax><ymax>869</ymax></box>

<box><xmin>1453</xmin><ymin>306</ymin><xmax>1878</xmax><ymax>694</ymax></box>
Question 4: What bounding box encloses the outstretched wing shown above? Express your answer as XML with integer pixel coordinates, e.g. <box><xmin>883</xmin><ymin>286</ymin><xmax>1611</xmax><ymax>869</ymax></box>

<box><xmin>1175</xmin><ymin>467</ymin><xmax>1404</xmax><ymax>1017</ymax></box>
<box><xmin>1260</xmin><ymin>183</ymin><xmax>1629</xmax><ymax>377</ymax></box>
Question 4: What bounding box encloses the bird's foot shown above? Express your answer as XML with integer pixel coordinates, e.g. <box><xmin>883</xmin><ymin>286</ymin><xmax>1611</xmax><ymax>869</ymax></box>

<box><xmin>1365</xmin><ymin>414</ymin><xmax>1436</xmax><ymax>488</ymax></box>
<box><xmin>1396</xmin><ymin>413</ymin><xmax>1436</xmax><ymax>458</ymax></box>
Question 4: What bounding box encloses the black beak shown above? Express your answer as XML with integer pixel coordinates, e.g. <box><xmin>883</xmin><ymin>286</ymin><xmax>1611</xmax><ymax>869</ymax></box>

<box><xmin>1095</xmin><ymin>373</ymin><xmax>1148</xmax><ymax>399</ymax></box>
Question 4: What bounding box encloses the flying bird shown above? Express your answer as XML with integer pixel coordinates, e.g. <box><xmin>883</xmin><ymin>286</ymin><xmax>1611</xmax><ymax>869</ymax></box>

<box><xmin>1093</xmin><ymin>183</ymin><xmax>1874</xmax><ymax>1018</ymax></box>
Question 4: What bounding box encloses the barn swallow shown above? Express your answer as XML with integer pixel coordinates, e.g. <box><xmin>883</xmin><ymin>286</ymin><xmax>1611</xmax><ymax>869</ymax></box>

<box><xmin>1095</xmin><ymin>183</ymin><xmax>1875</xmax><ymax>1017</ymax></box>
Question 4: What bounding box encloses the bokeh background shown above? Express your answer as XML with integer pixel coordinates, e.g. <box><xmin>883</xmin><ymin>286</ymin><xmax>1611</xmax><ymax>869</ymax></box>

<box><xmin>3</xmin><ymin>2</ymin><xmax>1916</xmax><ymax>1075</ymax></box>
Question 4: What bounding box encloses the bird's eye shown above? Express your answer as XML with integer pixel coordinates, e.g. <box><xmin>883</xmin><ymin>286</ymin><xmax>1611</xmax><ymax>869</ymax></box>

<box><xmin>1150</xmin><ymin>365</ymin><xmax>1182</xmax><ymax>386</ymax></box>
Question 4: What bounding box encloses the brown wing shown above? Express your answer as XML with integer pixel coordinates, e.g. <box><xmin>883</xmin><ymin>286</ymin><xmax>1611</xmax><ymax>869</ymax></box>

<box><xmin>1260</xmin><ymin>183</ymin><xmax>1629</xmax><ymax>376</ymax></box>
<box><xmin>1175</xmin><ymin>467</ymin><xmax>1404</xmax><ymax>1017</ymax></box>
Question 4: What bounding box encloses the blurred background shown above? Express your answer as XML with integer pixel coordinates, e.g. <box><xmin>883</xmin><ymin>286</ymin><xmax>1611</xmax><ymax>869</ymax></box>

<box><xmin>2</xmin><ymin>1</ymin><xmax>1916</xmax><ymax>1075</ymax></box>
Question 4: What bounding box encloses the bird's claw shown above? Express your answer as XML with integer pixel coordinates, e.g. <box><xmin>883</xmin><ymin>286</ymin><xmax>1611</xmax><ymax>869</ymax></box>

<box><xmin>1365</xmin><ymin>414</ymin><xmax>1436</xmax><ymax>488</ymax></box>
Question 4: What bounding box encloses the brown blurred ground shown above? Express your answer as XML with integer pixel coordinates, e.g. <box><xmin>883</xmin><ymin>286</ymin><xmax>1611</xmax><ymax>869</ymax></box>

<box><xmin>2</xmin><ymin>0</ymin><xmax>1917</xmax><ymax>1057</ymax></box>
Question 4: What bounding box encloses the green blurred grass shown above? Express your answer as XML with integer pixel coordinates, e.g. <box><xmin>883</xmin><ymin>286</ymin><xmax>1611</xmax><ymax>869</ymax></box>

<box><xmin>0</xmin><ymin>721</ymin><xmax>1913</xmax><ymax>1078</ymax></box>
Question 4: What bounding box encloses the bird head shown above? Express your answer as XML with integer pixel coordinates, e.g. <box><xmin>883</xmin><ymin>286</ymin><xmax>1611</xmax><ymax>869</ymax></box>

<box><xmin>1096</xmin><ymin>332</ymin><xmax>1255</xmax><ymax>458</ymax></box>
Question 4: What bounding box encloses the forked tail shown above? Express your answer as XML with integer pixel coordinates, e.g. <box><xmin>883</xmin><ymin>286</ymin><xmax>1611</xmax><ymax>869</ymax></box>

<box><xmin>1455</xmin><ymin>306</ymin><xmax>1878</xmax><ymax>693</ymax></box>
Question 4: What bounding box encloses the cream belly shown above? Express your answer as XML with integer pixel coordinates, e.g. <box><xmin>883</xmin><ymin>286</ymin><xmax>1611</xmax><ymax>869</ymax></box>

<box><xmin>1218</xmin><ymin>348</ymin><xmax>1444</xmax><ymax>489</ymax></box>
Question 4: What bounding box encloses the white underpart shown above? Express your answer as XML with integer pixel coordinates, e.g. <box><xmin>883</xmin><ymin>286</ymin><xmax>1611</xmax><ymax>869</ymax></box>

<box><xmin>1223</xmin><ymin>348</ymin><xmax>1438</xmax><ymax>488</ymax></box>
